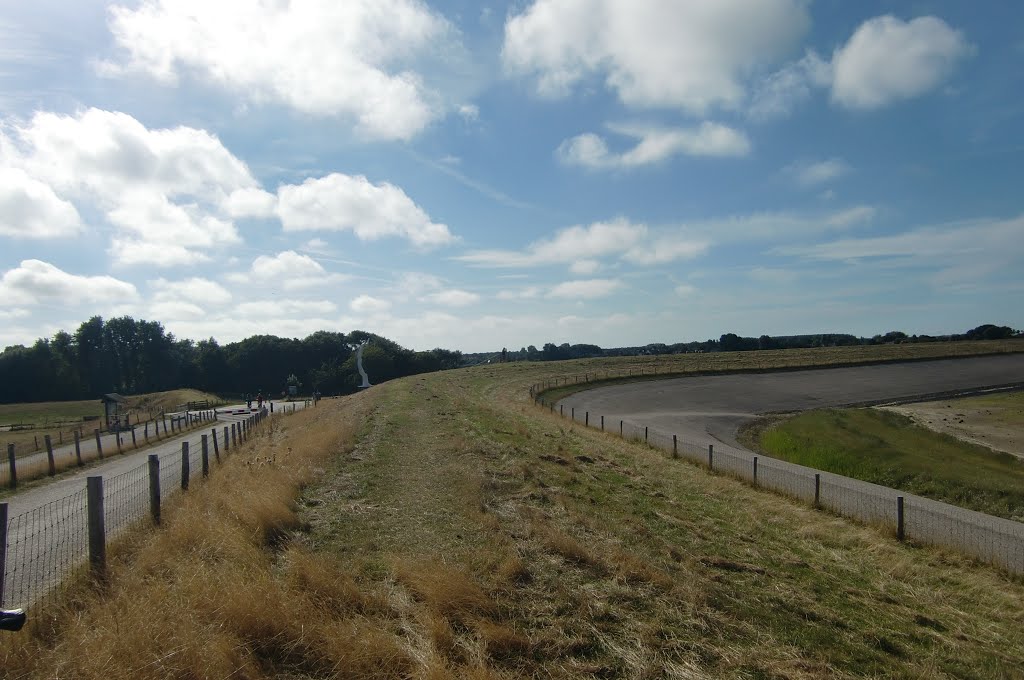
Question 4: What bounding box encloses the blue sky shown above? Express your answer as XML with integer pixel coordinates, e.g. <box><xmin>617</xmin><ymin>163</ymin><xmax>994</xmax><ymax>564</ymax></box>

<box><xmin>0</xmin><ymin>0</ymin><xmax>1021</xmax><ymax>353</ymax></box>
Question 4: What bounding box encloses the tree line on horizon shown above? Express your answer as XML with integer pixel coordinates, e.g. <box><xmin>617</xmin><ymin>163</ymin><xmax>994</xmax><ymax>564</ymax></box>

<box><xmin>463</xmin><ymin>324</ymin><xmax>1020</xmax><ymax>364</ymax></box>
<box><xmin>0</xmin><ymin>317</ymin><xmax>1017</xmax><ymax>404</ymax></box>
<box><xmin>0</xmin><ymin>316</ymin><xmax>462</xmax><ymax>404</ymax></box>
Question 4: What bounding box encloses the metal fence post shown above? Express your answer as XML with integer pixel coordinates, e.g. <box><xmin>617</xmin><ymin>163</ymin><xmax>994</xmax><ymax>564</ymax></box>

<box><xmin>181</xmin><ymin>442</ymin><xmax>190</xmax><ymax>491</ymax></box>
<box><xmin>211</xmin><ymin>428</ymin><xmax>220</xmax><ymax>462</ymax></box>
<box><xmin>87</xmin><ymin>476</ymin><xmax>106</xmax><ymax>579</ymax></box>
<box><xmin>201</xmin><ymin>435</ymin><xmax>210</xmax><ymax>478</ymax></box>
<box><xmin>45</xmin><ymin>434</ymin><xmax>55</xmax><ymax>476</ymax></box>
<box><xmin>148</xmin><ymin>454</ymin><xmax>161</xmax><ymax>525</ymax></box>
<box><xmin>708</xmin><ymin>444</ymin><xmax>714</xmax><ymax>470</ymax></box>
<box><xmin>94</xmin><ymin>428</ymin><xmax>103</xmax><ymax>459</ymax></box>
<box><xmin>896</xmin><ymin>497</ymin><xmax>905</xmax><ymax>541</ymax></box>
<box><xmin>0</xmin><ymin>502</ymin><xmax>6</xmax><ymax>605</ymax></box>
<box><xmin>74</xmin><ymin>429</ymin><xmax>82</xmax><ymax>466</ymax></box>
<box><xmin>6</xmin><ymin>444</ymin><xmax>16</xmax><ymax>489</ymax></box>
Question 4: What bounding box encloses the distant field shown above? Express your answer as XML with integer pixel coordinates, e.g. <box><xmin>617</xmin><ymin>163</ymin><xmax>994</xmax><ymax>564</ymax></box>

<box><xmin>1</xmin><ymin>389</ymin><xmax>222</xmax><ymax>453</ymax></box>
<box><xmin>747</xmin><ymin>407</ymin><xmax>1024</xmax><ymax>521</ymax></box>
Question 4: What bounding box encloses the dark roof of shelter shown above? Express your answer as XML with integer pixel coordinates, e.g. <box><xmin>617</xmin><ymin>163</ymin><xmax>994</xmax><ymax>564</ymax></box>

<box><xmin>101</xmin><ymin>393</ymin><xmax>127</xmax><ymax>403</ymax></box>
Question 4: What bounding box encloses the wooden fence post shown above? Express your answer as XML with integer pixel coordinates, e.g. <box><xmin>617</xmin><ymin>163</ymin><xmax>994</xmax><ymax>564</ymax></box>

<box><xmin>224</xmin><ymin>426</ymin><xmax>230</xmax><ymax>451</ymax></box>
<box><xmin>708</xmin><ymin>444</ymin><xmax>714</xmax><ymax>470</ymax></box>
<box><xmin>211</xmin><ymin>428</ymin><xmax>220</xmax><ymax>462</ymax></box>
<box><xmin>645</xmin><ymin>426</ymin><xmax>648</xmax><ymax>443</ymax></box>
<box><xmin>44</xmin><ymin>435</ymin><xmax>55</xmax><ymax>476</ymax></box>
<box><xmin>896</xmin><ymin>497</ymin><xmax>905</xmax><ymax>541</ymax></box>
<box><xmin>601</xmin><ymin>415</ymin><xmax>604</xmax><ymax>431</ymax></box>
<box><xmin>87</xmin><ymin>476</ymin><xmax>106</xmax><ymax>579</ymax></box>
<box><xmin>753</xmin><ymin>456</ymin><xmax>758</xmax><ymax>486</ymax></box>
<box><xmin>94</xmin><ymin>428</ymin><xmax>103</xmax><ymax>459</ymax></box>
<box><xmin>149</xmin><ymin>454</ymin><xmax>161</xmax><ymax>525</ymax></box>
<box><xmin>201</xmin><ymin>435</ymin><xmax>210</xmax><ymax>478</ymax></box>
<box><xmin>181</xmin><ymin>442</ymin><xmax>190</xmax><ymax>491</ymax></box>
<box><xmin>620</xmin><ymin>420</ymin><xmax>623</xmax><ymax>436</ymax></box>
<box><xmin>231</xmin><ymin>424</ymin><xmax>237</xmax><ymax>448</ymax></box>
<box><xmin>0</xmin><ymin>502</ymin><xmax>6</xmax><ymax>605</ymax></box>
<box><xmin>585</xmin><ymin>411</ymin><xmax>589</xmax><ymax>427</ymax></box>
<box><xmin>672</xmin><ymin>434</ymin><xmax>678</xmax><ymax>458</ymax></box>
<box><xmin>74</xmin><ymin>430</ymin><xmax>82</xmax><ymax>466</ymax></box>
<box><xmin>7</xmin><ymin>444</ymin><xmax>16</xmax><ymax>489</ymax></box>
<box><xmin>814</xmin><ymin>474</ymin><xmax>821</xmax><ymax>508</ymax></box>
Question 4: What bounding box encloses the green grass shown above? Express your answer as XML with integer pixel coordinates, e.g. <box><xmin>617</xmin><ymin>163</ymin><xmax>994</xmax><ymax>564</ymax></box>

<box><xmin>758</xmin><ymin>408</ymin><xmax>1024</xmax><ymax>521</ymax></box>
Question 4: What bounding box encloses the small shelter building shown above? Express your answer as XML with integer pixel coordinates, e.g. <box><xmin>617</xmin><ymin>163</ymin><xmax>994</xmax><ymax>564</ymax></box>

<box><xmin>101</xmin><ymin>393</ymin><xmax>128</xmax><ymax>431</ymax></box>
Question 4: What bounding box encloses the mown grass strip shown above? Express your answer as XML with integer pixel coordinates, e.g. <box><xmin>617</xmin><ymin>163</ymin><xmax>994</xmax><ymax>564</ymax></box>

<box><xmin>753</xmin><ymin>408</ymin><xmax>1024</xmax><ymax>521</ymax></box>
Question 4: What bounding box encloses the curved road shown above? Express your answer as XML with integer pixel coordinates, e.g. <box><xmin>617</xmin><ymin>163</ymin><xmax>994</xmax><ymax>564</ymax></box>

<box><xmin>555</xmin><ymin>354</ymin><xmax>1024</xmax><ymax>573</ymax></box>
<box><xmin>557</xmin><ymin>354</ymin><xmax>1024</xmax><ymax>453</ymax></box>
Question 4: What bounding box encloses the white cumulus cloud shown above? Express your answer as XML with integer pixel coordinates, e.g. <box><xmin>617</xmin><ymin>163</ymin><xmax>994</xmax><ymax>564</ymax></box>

<box><xmin>350</xmin><ymin>295</ymin><xmax>392</xmax><ymax>314</ymax></box>
<box><xmin>103</xmin><ymin>0</ymin><xmax>461</xmax><ymax>140</ymax></box>
<box><xmin>424</xmin><ymin>289</ymin><xmax>480</xmax><ymax>307</ymax></box>
<box><xmin>276</xmin><ymin>173</ymin><xmax>454</xmax><ymax>249</ymax></box>
<box><xmin>558</xmin><ymin>122</ymin><xmax>750</xmax><ymax>170</ymax></box>
<box><xmin>0</xmin><ymin>259</ymin><xmax>138</xmax><ymax>306</ymax></box>
<box><xmin>150</xmin><ymin>277</ymin><xmax>232</xmax><ymax>306</ymax></box>
<box><xmin>234</xmin><ymin>251</ymin><xmax>348</xmax><ymax>291</ymax></box>
<box><xmin>1</xmin><ymin>108</ymin><xmax>253</xmax><ymax>266</ymax></box>
<box><xmin>503</xmin><ymin>0</ymin><xmax>810</xmax><ymax>113</ymax></box>
<box><xmin>831</xmin><ymin>15</ymin><xmax>972</xmax><ymax>110</ymax></box>
<box><xmin>0</xmin><ymin>167</ymin><xmax>82</xmax><ymax>238</ymax></box>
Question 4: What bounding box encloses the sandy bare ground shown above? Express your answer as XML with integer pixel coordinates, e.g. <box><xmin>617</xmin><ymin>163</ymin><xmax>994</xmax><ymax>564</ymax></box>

<box><xmin>878</xmin><ymin>390</ymin><xmax>1024</xmax><ymax>459</ymax></box>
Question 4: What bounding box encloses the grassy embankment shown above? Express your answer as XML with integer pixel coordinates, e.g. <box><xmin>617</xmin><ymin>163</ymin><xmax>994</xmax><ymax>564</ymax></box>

<box><xmin>744</xmin><ymin>393</ymin><xmax>1024</xmax><ymax>521</ymax></box>
<box><xmin>2</xmin><ymin>342</ymin><xmax>1023</xmax><ymax>678</ymax></box>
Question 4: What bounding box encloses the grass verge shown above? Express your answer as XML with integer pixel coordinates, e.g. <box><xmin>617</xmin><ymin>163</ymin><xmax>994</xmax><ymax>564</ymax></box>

<box><xmin>747</xmin><ymin>407</ymin><xmax>1024</xmax><ymax>521</ymax></box>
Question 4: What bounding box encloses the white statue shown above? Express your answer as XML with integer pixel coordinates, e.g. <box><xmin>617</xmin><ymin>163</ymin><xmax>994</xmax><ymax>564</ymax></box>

<box><xmin>355</xmin><ymin>340</ymin><xmax>372</xmax><ymax>388</ymax></box>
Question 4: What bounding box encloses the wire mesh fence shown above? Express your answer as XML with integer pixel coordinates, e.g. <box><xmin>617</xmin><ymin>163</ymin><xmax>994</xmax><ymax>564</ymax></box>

<box><xmin>532</xmin><ymin>377</ymin><xmax>1024</xmax><ymax>575</ymax></box>
<box><xmin>1</xmin><ymin>409</ymin><xmax>274</xmax><ymax>612</ymax></box>
<box><xmin>1</xmin><ymin>411</ymin><xmax>220</xmax><ymax>489</ymax></box>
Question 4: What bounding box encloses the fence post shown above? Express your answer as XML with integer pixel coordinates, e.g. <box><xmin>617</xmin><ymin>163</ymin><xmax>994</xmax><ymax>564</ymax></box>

<box><xmin>116</xmin><ymin>429</ymin><xmax>122</xmax><ymax>454</ymax></box>
<box><xmin>148</xmin><ymin>454</ymin><xmax>161</xmax><ymax>525</ymax></box>
<box><xmin>0</xmin><ymin>502</ymin><xmax>6</xmax><ymax>605</ymax></box>
<box><xmin>620</xmin><ymin>420</ymin><xmax>623</xmax><ymax>437</ymax></box>
<box><xmin>645</xmin><ymin>426</ymin><xmax>648</xmax><ymax>443</ymax></box>
<box><xmin>94</xmin><ymin>428</ymin><xmax>103</xmax><ymax>459</ymax></box>
<box><xmin>896</xmin><ymin>497</ymin><xmax>905</xmax><ymax>541</ymax></box>
<box><xmin>672</xmin><ymin>435</ymin><xmax>678</xmax><ymax>459</ymax></box>
<box><xmin>560</xmin><ymin>405</ymin><xmax>563</xmax><ymax>417</ymax></box>
<box><xmin>571</xmin><ymin>407</ymin><xmax>575</xmax><ymax>421</ymax></box>
<box><xmin>201</xmin><ymin>435</ymin><xmax>210</xmax><ymax>478</ymax></box>
<box><xmin>45</xmin><ymin>435</ymin><xmax>55</xmax><ymax>476</ymax></box>
<box><xmin>753</xmin><ymin>456</ymin><xmax>758</xmax><ymax>486</ymax></box>
<box><xmin>87</xmin><ymin>476</ymin><xmax>106</xmax><ymax>579</ymax></box>
<box><xmin>74</xmin><ymin>430</ymin><xmax>82</xmax><ymax>466</ymax></box>
<box><xmin>6</xmin><ymin>444</ymin><xmax>15</xmax><ymax>490</ymax></box>
<box><xmin>601</xmin><ymin>415</ymin><xmax>604</xmax><ymax>431</ymax></box>
<box><xmin>181</xmin><ymin>442</ymin><xmax>190</xmax><ymax>491</ymax></box>
<box><xmin>585</xmin><ymin>411</ymin><xmax>589</xmax><ymax>427</ymax></box>
<box><xmin>211</xmin><ymin>428</ymin><xmax>220</xmax><ymax>462</ymax></box>
<box><xmin>708</xmin><ymin>444</ymin><xmax>714</xmax><ymax>470</ymax></box>
<box><xmin>131</xmin><ymin>426</ymin><xmax>137</xmax><ymax>449</ymax></box>
<box><xmin>224</xmin><ymin>426</ymin><xmax>230</xmax><ymax>451</ymax></box>
<box><xmin>814</xmin><ymin>474</ymin><xmax>821</xmax><ymax>508</ymax></box>
<box><xmin>231</xmin><ymin>423</ymin><xmax>237</xmax><ymax>448</ymax></box>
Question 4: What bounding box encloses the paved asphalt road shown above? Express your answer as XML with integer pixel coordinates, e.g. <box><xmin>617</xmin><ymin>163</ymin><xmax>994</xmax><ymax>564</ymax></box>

<box><xmin>557</xmin><ymin>354</ymin><xmax>1024</xmax><ymax>452</ymax></box>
